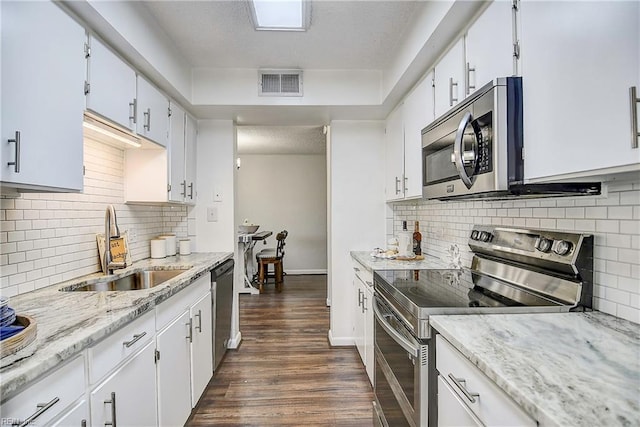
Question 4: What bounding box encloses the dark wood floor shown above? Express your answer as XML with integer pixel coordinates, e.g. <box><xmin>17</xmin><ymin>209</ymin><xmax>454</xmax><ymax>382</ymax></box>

<box><xmin>187</xmin><ymin>275</ymin><xmax>374</xmax><ymax>426</ymax></box>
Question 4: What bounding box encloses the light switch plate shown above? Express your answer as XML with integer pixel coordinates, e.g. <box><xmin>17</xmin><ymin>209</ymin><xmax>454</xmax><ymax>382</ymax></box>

<box><xmin>207</xmin><ymin>207</ymin><xmax>218</xmax><ymax>222</ymax></box>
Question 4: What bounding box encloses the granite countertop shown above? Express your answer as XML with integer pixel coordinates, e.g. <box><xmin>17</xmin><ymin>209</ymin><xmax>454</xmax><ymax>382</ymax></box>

<box><xmin>350</xmin><ymin>250</ymin><xmax>453</xmax><ymax>271</ymax></box>
<box><xmin>0</xmin><ymin>252</ymin><xmax>233</xmax><ymax>400</ymax></box>
<box><xmin>430</xmin><ymin>312</ymin><xmax>640</xmax><ymax>427</ymax></box>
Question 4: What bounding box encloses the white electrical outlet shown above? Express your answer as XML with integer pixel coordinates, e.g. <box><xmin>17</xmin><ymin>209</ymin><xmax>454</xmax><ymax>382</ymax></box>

<box><xmin>207</xmin><ymin>207</ymin><xmax>218</xmax><ymax>222</ymax></box>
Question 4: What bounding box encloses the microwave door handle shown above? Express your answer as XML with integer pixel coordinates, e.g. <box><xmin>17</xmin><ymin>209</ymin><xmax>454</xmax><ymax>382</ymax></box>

<box><xmin>453</xmin><ymin>111</ymin><xmax>475</xmax><ymax>189</ymax></box>
<box><xmin>372</xmin><ymin>298</ymin><xmax>419</xmax><ymax>358</ymax></box>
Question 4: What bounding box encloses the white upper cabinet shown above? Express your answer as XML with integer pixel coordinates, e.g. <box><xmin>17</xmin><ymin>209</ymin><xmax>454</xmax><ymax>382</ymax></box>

<box><xmin>169</xmin><ymin>102</ymin><xmax>187</xmax><ymax>203</ymax></box>
<box><xmin>465</xmin><ymin>0</ymin><xmax>515</xmax><ymax>96</ymax></box>
<box><xmin>185</xmin><ymin>114</ymin><xmax>198</xmax><ymax>204</ymax></box>
<box><xmin>403</xmin><ymin>73</ymin><xmax>434</xmax><ymax>199</ymax></box>
<box><xmin>520</xmin><ymin>0</ymin><xmax>640</xmax><ymax>180</ymax></box>
<box><xmin>86</xmin><ymin>35</ymin><xmax>137</xmax><ymax>131</ymax></box>
<box><xmin>136</xmin><ymin>76</ymin><xmax>169</xmax><ymax>147</ymax></box>
<box><xmin>385</xmin><ymin>103</ymin><xmax>405</xmax><ymax>202</ymax></box>
<box><xmin>434</xmin><ymin>38</ymin><xmax>465</xmax><ymax>119</ymax></box>
<box><xmin>1</xmin><ymin>0</ymin><xmax>85</xmax><ymax>192</ymax></box>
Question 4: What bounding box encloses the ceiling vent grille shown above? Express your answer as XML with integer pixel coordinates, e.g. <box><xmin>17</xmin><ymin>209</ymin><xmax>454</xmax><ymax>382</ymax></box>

<box><xmin>259</xmin><ymin>69</ymin><xmax>303</xmax><ymax>97</ymax></box>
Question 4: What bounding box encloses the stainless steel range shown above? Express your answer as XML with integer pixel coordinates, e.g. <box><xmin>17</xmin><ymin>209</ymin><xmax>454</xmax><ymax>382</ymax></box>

<box><xmin>372</xmin><ymin>225</ymin><xmax>593</xmax><ymax>427</ymax></box>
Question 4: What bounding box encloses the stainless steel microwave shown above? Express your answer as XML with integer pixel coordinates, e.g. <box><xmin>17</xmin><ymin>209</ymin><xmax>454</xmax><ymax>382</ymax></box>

<box><xmin>421</xmin><ymin>77</ymin><xmax>600</xmax><ymax>200</ymax></box>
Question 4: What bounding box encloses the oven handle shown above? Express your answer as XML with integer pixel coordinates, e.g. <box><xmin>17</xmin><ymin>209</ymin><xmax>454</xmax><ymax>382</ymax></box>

<box><xmin>373</xmin><ymin>298</ymin><xmax>419</xmax><ymax>358</ymax></box>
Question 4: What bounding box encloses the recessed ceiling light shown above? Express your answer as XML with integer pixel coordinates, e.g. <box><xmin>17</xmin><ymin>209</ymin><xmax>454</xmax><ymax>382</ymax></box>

<box><xmin>249</xmin><ymin>0</ymin><xmax>310</xmax><ymax>31</ymax></box>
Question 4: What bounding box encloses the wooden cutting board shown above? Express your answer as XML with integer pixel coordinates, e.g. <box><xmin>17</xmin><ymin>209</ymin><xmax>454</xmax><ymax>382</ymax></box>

<box><xmin>395</xmin><ymin>255</ymin><xmax>424</xmax><ymax>261</ymax></box>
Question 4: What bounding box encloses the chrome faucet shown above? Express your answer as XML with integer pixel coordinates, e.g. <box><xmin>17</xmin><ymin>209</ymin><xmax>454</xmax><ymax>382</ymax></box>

<box><xmin>103</xmin><ymin>205</ymin><xmax>127</xmax><ymax>275</ymax></box>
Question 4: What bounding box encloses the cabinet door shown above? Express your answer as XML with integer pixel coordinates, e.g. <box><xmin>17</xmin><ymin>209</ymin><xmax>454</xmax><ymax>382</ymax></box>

<box><xmin>465</xmin><ymin>0</ymin><xmax>514</xmax><ymax>96</ymax></box>
<box><xmin>185</xmin><ymin>114</ymin><xmax>198</xmax><ymax>204</ymax></box>
<box><xmin>137</xmin><ymin>75</ymin><xmax>169</xmax><ymax>147</ymax></box>
<box><xmin>403</xmin><ymin>73</ymin><xmax>434</xmax><ymax>199</ymax></box>
<box><xmin>1</xmin><ymin>0</ymin><xmax>85</xmax><ymax>192</ymax></box>
<box><xmin>520</xmin><ymin>1</ymin><xmax>640</xmax><ymax>180</ymax></box>
<box><xmin>437</xmin><ymin>375</ymin><xmax>482</xmax><ymax>427</ymax></box>
<box><xmin>169</xmin><ymin>102</ymin><xmax>186</xmax><ymax>203</ymax></box>
<box><xmin>385</xmin><ymin>104</ymin><xmax>405</xmax><ymax>201</ymax></box>
<box><xmin>364</xmin><ymin>285</ymin><xmax>374</xmax><ymax>385</ymax></box>
<box><xmin>190</xmin><ymin>292</ymin><xmax>213</xmax><ymax>407</ymax></box>
<box><xmin>51</xmin><ymin>399</ymin><xmax>89</xmax><ymax>427</ymax></box>
<box><xmin>353</xmin><ymin>276</ymin><xmax>365</xmax><ymax>363</ymax></box>
<box><xmin>86</xmin><ymin>35</ymin><xmax>137</xmax><ymax>131</ymax></box>
<box><xmin>91</xmin><ymin>341</ymin><xmax>158</xmax><ymax>427</ymax></box>
<box><xmin>434</xmin><ymin>38</ymin><xmax>465</xmax><ymax>119</ymax></box>
<box><xmin>156</xmin><ymin>311</ymin><xmax>192</xmax><ymax>427</ymax></box>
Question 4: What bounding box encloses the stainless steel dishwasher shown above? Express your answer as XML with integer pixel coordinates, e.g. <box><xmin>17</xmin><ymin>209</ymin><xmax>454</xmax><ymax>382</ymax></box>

<box><xmin>211</xmin><ymin>259</ymin><xmax>234</xmax><ymax>370</ymax></box>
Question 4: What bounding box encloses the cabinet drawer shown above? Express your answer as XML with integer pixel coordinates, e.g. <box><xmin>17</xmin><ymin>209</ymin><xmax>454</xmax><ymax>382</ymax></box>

<box><xmin>156</xmin><ymin>273</ymin><xmax>210</xmax><ymax>331</ymax></box>
<box><xmin>1</xmin><ymin>354</ymin><xmax>85</xmax><ymax>426</ymax></box>
<box><xmin>89</xmin><ymin>310</ymin><xmax>155</xmax><ymax>384</ymax></box>
<box><xmin>436</xmin><ymin>336</ymin><xmax>535</xmax><ymax>427</ymax></box>
<box><xmin>353</xmin><ymin>260</ymin><xmax>373</xmax><ymax>288</ymax></box>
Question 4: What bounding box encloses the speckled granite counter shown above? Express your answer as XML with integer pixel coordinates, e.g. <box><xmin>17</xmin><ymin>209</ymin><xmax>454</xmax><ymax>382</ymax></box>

<box><xmin>350</xmin><ymin>251</ymin><xmax>453</xmax><ymax>271</ymax></box>
<box><xmin>0</xmin><ymin>252</ymin><xmax>232</xmax><ymax>400</ymax></box>
<box><xmin>430</xmin><ymin>312</ymin><xmax>640</xmax><ymax>427</ymax></box>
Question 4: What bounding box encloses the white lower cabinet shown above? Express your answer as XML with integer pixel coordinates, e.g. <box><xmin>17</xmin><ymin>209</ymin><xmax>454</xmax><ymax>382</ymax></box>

<box><xmin>156</xmin><ymin>311</ymin><xmax>192</xmax><ymax>426</ymax></box>
<box><xmin>436</xmin><ymin>335</ymin><xmax>535</xmax><ymax>427</ymax></box>
<box><xmin>51</xmin><ymin>399</ymin><xmax>90</xmax><ymax>427</ymax></box>
<box><xmin>90</xmin><ymin>341</ymin><xmax>158</xmax><ymax>427</ymax></box>
<box><xmin>352</xmin><ymin>259</ymin><xmax>374</xmax><ymax>385</ymax></box>
<box><xmin>190</xmin><ymin>292</ymin><xmax>214</xmax><ymax>407</ymax></box>
<box><xmin>1</xmin><ymin>355</ymin><xmax>85</xmax><ymax>426</ymax></box>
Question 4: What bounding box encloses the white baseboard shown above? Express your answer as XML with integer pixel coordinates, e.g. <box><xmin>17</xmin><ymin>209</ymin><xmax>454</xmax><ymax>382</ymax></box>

<box><xmin>285</xmin><ymin>269</ymin><xmax>327</xmax><ymax>275</ymax></box>
<box><xmin>328</xmin><ymin>329</ymin><xmax>355</xmax><ymax>347</ymax></box>
<box><xmin>227</xmin><ymin>331</ymin><xmax>242</xmax><ymax>349</ymax></box>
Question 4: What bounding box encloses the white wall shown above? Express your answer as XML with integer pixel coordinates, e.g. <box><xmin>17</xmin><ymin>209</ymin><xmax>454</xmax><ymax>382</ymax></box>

<box><xmin>328</xmin><ymin>120</ymin><xmax>386</xmax><ymax>345</ymax></box>
<box><xmin>237</xmin><ymin>154</ymin><xmax>327</xmax><ymax>274</ymax></box>
<box><xmin>194</xmin><ymin>120</ymin><xmax>236</xmax><ymax>253</ymax></box>
<box><xmin>391</xmin><ymin>178</ymin><xmax>640</xmax><ymax>325</ymax></box>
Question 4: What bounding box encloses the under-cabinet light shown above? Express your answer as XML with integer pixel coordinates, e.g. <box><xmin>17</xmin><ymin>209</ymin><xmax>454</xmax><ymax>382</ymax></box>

<box><xmin>83</xmin><ymin>115</ymin><xmax>142</xmax><ymax>148</ymax></box>
<box><xmin>249</xmin><ymin>0</ymin><xmax>310</xmax><ymax>31</ymax></box>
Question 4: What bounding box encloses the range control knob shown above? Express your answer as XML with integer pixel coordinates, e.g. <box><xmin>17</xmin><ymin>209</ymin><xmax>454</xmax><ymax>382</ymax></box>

<box><xmin>479</xmin><ymin>231</ymin><xmax>492</xmax><ymax>242</ymax></box>
<box><xmin>553</xmin><ymin>240</ymin><xmax>573</xmax><ymax>256</ymax></box>
<box><xmin>535</xmin><ymin>237</ymin><xmax>553</xmax><ymax>253</ymax></box>
<box><xmin>470</xmin><ymin>230</ymin><xmax>479</xmax><ymax>240</ymax></box>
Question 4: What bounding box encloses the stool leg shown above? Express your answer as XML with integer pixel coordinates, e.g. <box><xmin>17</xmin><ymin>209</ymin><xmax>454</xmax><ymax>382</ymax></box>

<box><xmin>258</xmin><ymin>260</ymin><xmax>265</xmax><ymax>293</ymax></box>
<box><xmin>275</xmin><ymin>260</ymin><xmax>283</xmax><ymax>292</ymax></box>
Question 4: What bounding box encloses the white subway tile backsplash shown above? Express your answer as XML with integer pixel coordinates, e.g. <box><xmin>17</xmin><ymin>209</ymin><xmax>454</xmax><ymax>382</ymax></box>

<box><xmin>0</xmin><ymin>139</ymin><xmax>189</xmax><ymax>297</ymax></box>
<box><xmin>392</xmin><ymin>180</ymin><xmax>640</xmax><ymax>324</ymax></box>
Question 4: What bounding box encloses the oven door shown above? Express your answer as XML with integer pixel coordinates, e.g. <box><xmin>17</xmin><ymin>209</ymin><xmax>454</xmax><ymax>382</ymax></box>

<box><xmin>373</xmin><ymin>294</ymin><xmax>428</xmax><ymax>427</ymax></box>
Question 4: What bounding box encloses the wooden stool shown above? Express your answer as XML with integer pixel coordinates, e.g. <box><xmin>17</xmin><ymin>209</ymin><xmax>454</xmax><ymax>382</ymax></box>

<box><xmin>256</xmin><ymin>230</ymin><xmax>287</xmax><ymax>293</ymax></box>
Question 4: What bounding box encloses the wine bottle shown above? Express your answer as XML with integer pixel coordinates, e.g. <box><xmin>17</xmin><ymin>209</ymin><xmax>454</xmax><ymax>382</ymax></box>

<box><xmin>413</xmin><ymin>221</ymin><xmax>422</xmax><ymax>256</ymax></box>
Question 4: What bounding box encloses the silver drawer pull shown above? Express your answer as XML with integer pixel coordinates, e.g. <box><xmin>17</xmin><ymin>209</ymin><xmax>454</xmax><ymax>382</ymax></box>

<box><xmin>16</xmin><ymin>397</ymin><xmax>59</xmax><ymax>427</ymax></box>
<box><xmin>129</xmin><ymin>98</ymin><xmax>137</xmax><ymax>124</ymax></box>
<box><xmin>7</xmin><ymin>131</ymin><xmax>20</xmax><ymax>173</ymax></box>
<box><xmin>448</xmin><ymin>373</ymin><xmax>480</xmax><ymax>403</ymax></box>
<box><xmin>188</xmin><ymin>182</ymin><xmax>194</xmax><ymax>199</ymax></box>
<box><xmin>122</xmin><ymin>332</ymin><xmax>146</xmax><ymax>348</ymax></box>
<box><xmin>186</xmin><ymin>318</ymin><xmax>193</xmax><ymax>342</ymax></box>
<box><xmin>143</xmin><ymin>108</ymin><xmax>151</xmax><ymax>131</ymax></box>
<box><xmin>104</xmin><ymin>392</ymin><xmax>117</xmax><ymax>427</ymax></box>
<box><xmin>631</xmin><ymin>86</ymin><xmax>639</xmax><ymax>149</ymax></box>
<box><xmin>195</xmin><ymin>309</ymin><xmax>202</xmax><ymax>333</ymax></box>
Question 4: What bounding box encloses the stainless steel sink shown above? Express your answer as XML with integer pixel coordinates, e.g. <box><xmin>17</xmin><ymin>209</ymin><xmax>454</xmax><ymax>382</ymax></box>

<box><xmin>60</xmin><ymin>269</ymin><xmax>188</xmax><ymax>292</ymax></box>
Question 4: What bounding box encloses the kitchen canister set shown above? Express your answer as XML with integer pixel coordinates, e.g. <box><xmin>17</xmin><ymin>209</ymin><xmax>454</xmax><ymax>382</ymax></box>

<box><xmin>150</xmin><ymin>234</ymin><xmax>191</xmax><ymax>258</ymax></box>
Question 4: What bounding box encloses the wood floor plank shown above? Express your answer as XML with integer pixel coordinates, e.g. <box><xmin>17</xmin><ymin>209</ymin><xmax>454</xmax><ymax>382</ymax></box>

<box><xmin>187</xmin><ymin>275</ymin><xmax>374</xmax><ymax>426</ymax></box>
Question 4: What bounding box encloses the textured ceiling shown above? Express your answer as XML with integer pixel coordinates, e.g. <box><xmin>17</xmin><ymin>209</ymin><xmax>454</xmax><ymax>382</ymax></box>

<box><xmin>237</xmin><ymin>126</ymin><xmax>326</xmax><ymax>154</ymax></box>
<box><xmin>141</xmin><ymin>1</ymin><xmax>421</xmax><ymax>69</ymax></box>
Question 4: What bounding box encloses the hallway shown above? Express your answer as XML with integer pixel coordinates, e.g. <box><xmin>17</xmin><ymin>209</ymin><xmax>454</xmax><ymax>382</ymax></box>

<box><xmin>187</xmin><ymin>275</ymin><xmax>374</xmax><ymax>426</ymax></box>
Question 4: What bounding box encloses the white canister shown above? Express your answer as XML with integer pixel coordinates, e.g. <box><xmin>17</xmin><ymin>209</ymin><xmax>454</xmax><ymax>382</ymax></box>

<box><xmin>179</xmin><ymin>239</ymin><xmax>191</xmax><ymax>255</ymax></box>
<box><xmin>150</xmin><ymin>239</ymin><xmax>167</xmax><ymax>259</ymax></box>
<box><xmin>159</xmin><ymin>234</ymin><xmax>177</xmax><ymax>256</ymax></box>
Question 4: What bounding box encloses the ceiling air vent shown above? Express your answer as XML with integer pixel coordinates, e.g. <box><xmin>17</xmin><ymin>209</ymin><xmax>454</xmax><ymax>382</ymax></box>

<box><xmin>258</xmin><ymin>69</ymin><xmax>303</xmax><ymax>97</ymax></box>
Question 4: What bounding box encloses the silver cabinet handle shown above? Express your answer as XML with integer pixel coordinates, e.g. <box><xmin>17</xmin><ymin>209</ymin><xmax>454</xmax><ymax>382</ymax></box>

<box><xmin>104</xmin><ymin>392</ymin><xmax>117</xmax><ymax>427</ymax></box>
<box><xmin>449</xmin><ymin>77</ymin><xmax>458</xmax><ymax>106</ymax></box>
<box><xmin>129</xmin><ymin>98</ymin><xmax>137</xmax><ymax>124</ymax></box>
<box><xmin>181</xmin><ymin>180</ymin><xmax>187</xmax><ymax>197</ymax></box>
<box><xmin>395</xmin><ymin>176</ymin><xmax>401</xmax><ymax>195</ymax></box>
<box><xmin>448</xmin><ymin>373</ymin><xmax>480</xmax><ymax>403</ymax></box>
<box><xmin>403</xmin><ymin>174</ymin><xmax>408</xmax><ymax>192</ymax></box>
<box><xmin>631</xmin><ymin>86</ymin><xmax>639</xmax><ymax>149</ymax></box>
<box><xmin>16</xmin><ymin>397</ymin><xmax>59</xmax><ymax>427</ymax></box>
<box><xmin>466</xmin><ymin>62</ymin><xmax>476</xmax><ymax>95</ymax></box>
<box><xmin>186</xmin><ymin>318</ymin><xmax>193</xmax><ymax>343</ymax></box>
<box><xmin>195</xmin><ymin>309</ymin><xmax>202</xmax><ymax>333</ymax></box>
<box><xmin>361</xmin><ymin>294</ymin><xmax>367</xmax><ymax>313</ymax></box>
<box><xmin>188</xmin><ymin>182</ymin><xmax>194</xmax><ymax>199</ymax></box>
<box><xmin>7</xmin><ymin>131</ymin><xmax>20</xmax><ymax>173</ymax></box>
<box><xmin>357</xmin><ymin>288</ymin><xmax>363</xmax><ymax>307</ymax></box>
<box><xmin>81</xmin><ymin>420</ymin><xmax>87</xmax><ymax>427</ymax></box>
<box><xmin>143</xmin><ymin>108</ymin><xmax>151</xmax><ymax>131</ymax></box>
<box><xmin>122</xmin><ymin>332</ymin><xmax>146</xmax><ymax>348</ymax></box>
